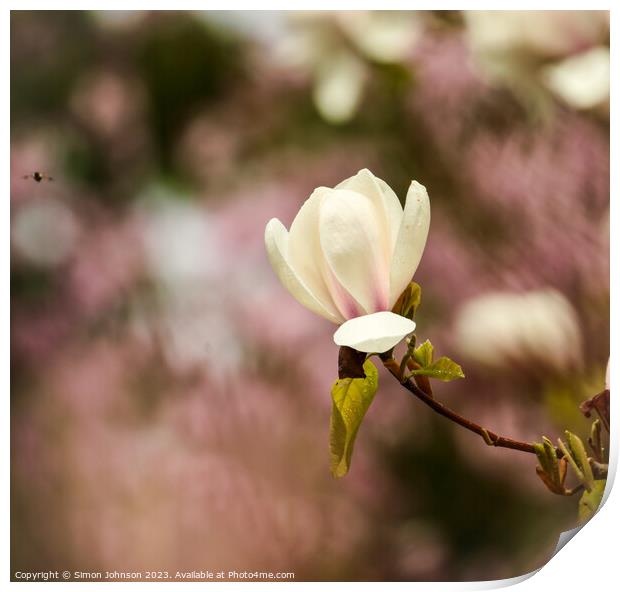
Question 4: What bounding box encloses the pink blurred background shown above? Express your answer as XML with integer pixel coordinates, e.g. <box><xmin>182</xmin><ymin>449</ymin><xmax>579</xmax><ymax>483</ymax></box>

<box><xmin>11</xmin><ymin>10</ymin><xmax>609</xmax><ymax>581</ymax></box>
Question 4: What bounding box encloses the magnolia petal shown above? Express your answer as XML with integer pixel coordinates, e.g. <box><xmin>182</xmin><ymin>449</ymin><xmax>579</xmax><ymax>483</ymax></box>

<box><xmin>319</xmin><ymin>189</ymin><xmax>391</xmax><ymax>314</ymax></box>
<box><xmin>542</xmin><ymin>46</ymin><xmax>609</xmax><ymax>110</ymax></box>
<box><xmin>287</xmin><ymin>187</ymin><xmax>344</xmax><ymax>318</ymax></box>
<box><xmin>389</xmin><ymin>180</ymin><xmax>430</xmax><ymax>306</ymax></box>
<box><xmin>374</xmin><ymin>175</ymin><xmax>405</xmax><ymax>253</ymax></box>
<box><xmin>265</xmin><ymin>218</ymin><xmax>342</xmax><ymax>323</ymax></box>
<box><xmin>322</xmin><ymin>263</ymin><xmax>367</xmax><ymax>320</ymax></box>
<box><xmin>313</xmin><ymin>50</ymin><xmax>366</xmax><ymax>124</ymax></box>
<box><xmin>336</xmin><ymin>169</ymin><xmax>402</xmax><ymax>254</ymax></box>
<box><xmin>333</xmin><ymin>311</ymin><xmax>416</xmax><ymax>353</ymax></box>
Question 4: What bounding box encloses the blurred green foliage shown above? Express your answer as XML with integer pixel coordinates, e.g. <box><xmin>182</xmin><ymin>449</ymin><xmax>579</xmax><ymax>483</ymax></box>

<box><xmin>136</xmin><ymin>14</ymin><xmax>246</xmax><ymax>169</ymax></box>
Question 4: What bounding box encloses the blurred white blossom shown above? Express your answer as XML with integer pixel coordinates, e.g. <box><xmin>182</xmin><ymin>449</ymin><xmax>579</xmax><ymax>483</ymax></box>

<box><xmin>135</xmin><ymin>194</ymin><xmax>241</xmax><ymax>374</ymax></box>
<box><xmin>12</xmin><ymin>199</ymin><xmax>80</xmax><ymax>266</ymax></box>
<box><xmin>465</xmin><ymin>11</ymin><xmax>607</xmax><ymax>58</ymax></box>
<box><xmin>542</xmin><ymin>46</ymin><xmax>609</xmax><ymax>111</ymax></box>
<box><xmin>464</xmin><ymin>10</ymin><xmax>609</xmax><ymax>112</ymax></box>
<box><xmin>139</xmin><ymin>194</ymin><xmax>219</xmax><ymax>287</ymax></box>
<box><xmin>340</xmin><ymin>11</ymin><xmax>420</xmax><ymax>63</ymax></box>
<box><xmin>454</xmin><ymin>289</ymin><xmax>583</xmax><ymax>372</ymax></box>
<box><xmin>312</xmin><ymin>50</ymin><xmax>367</xmax><ymax>125</ymax></box>
<box><xmin>274</xmin><ymin>11</ymin><xmax>420</xmax><ymax>123</ymax></box>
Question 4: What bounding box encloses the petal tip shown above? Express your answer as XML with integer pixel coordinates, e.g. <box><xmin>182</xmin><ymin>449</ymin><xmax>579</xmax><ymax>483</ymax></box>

<box><xmin>265</xmin><ymin>217</ymin><xmax>284</xmax><ymax>233</ymax></box>
<box><xmin>264</xmin><ymin>218</ymin><xmax>286</xmax><ymax>251</ymax></box>
<box><xmin>408</xmin><ymin>179</ymin><xmax>429</xmax><ymax>198</ymax></box>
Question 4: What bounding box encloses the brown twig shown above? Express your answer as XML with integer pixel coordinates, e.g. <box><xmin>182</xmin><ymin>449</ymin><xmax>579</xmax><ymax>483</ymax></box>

<box><xmin>379</xmin><ymin>353</ymin><xmax>555</xmax><ymax>456</ymax></box>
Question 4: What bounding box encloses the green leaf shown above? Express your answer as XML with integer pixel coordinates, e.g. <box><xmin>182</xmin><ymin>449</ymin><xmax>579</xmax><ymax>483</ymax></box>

<box><xmin>410</xmin><ymin>357</ymin><xmax>465</xmax><ymax>381</ymax></box>
<box><xmin>533</xmin><ymin>441</ymin><xmax>547</xmax><ymax>467</ymax></box>
<box><xmin>412</xmin><ymin>340</ymin><xmax>434</xmax><ymax>367</ymax></box>
<box><xmin>329</xmin><ymin>360</ymin><xmax>379</xmax><ymax>478</ymax></box>
<box><xmin>559</xmin><ymin>431</ymin><xmax>595</xmax><ymax>492</ymax></box>
<box><xmin>534</xmin><ymin>436</ymin><xmax>567</xmax><ymax>494</ymax></box>
<box><xmin>578</xmin><ymin>480</ymin><xmax>606</xmax><ymax>523</ymax></box>
<box><xmin>565</xmin><ymin>431</ymin><xmax>595</xmax><ymax>491</ymax></box>
<box><xmin>557</xmin><ymin>438</ymin><xmax>585</xmax><ymax>484</ymax></box>
<box><xmin>394</xmin><ymin>282</ymin><xmax>422</xmax><ymax>319</ymax></box>
<box><xmin>404</xmin><ymin>282</ymin><xmax>422</xmax><ymax>319</ymax></box>
<box><xmin>534</xmin><ymin>436</ymin><xmax>558</xmax><ymax>479</ymax></box>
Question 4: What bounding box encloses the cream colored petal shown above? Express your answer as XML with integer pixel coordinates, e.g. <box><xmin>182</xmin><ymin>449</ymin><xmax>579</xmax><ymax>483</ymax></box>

<box><xmin>265</xmin><ymin>218</ymin><xmax>342</xmax><ymax>323</ymax></box>
<box><xmin>542</xmin><ymin>46</ymin><xmax>610</xmax><ymax>110</ymax></box>
<box><xmin>321</xmin><ymin>263</ymin><xmax>367</xmax><ymax>321</ymax></box>
<box><xmin>313</xmin><ymin>50</ymin><xmax>366</xmax><ymax>124</ymax></box>
<box><xmin>319</xmin><ymin>189</ymin><xmax>391</xmax><ymax>315</ymax></box>
<box><xmin>336</xmin><ymin>168</ymin><xmax>402</xmax><ymax>253</ymax></box>
<box><xmin>340</xmin><ymin>11</ymin><xmax>420</xmax><ymax>63</ymax></box>
<box><xmin>287</xmin><ymin>187</ymin><xmax>343</xmax><ymax>319</ymax></box>
<box><xmin>389</xmin><ymin>180</ymin><xmax>430</xmax><ymax>306</ymax></box>
<box><xmin>374</xmin><ymin>175</ymin><xmax>404</xmax><ymax>253</ymax></box>
<box><xmin>333</xmin><ymin>311</ymin><xmax>416</xmax><ymax>353</ymax></box>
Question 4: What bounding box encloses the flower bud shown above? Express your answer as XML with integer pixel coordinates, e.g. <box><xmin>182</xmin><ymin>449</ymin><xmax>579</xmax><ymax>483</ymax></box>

<box><xmin>265</xmin><ymin>169</ymin><xmax>430</xmax><ymax>352</ymax></box>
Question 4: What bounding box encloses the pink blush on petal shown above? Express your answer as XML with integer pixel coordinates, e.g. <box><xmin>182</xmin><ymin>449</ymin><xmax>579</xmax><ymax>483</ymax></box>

<box><xmin>373</xmin><ymin>289</ymin><xmax>390</xmax><ymax>313</ymax></box>
<box><xmin>323</xmin><ymin>264</ymin><xmax>366</xmax><ymax>320</ymax></box>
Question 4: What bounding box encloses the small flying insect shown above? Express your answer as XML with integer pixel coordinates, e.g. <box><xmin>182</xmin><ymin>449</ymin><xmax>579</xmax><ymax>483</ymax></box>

<box><xmin>23</xmin><ymin>171</ymin><xmax>54</xmax><ymax>183</ymax></box>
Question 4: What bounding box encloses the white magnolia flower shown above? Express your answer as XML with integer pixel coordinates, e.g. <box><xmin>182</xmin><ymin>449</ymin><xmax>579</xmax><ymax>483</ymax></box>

<box><xmin>542</xmin><ymin>46</ymin><xmax>610</xmax><ymax>111</ymax></box>
<box><xmin>12</xmin><ymin>198</ymin><xmax>80</xmax><ymax>267</ymax></box>
<box><xmin>464</xmin><ymin>11</ymin><xmax>608</xmax><ymax>59</ymax></box>
<box><xmin>273</xmin><ymin>12</ymin><xmax>420</xmax><ymax>124</ymax></box>
<box><xmin>454</xmin><ymin>289</ymin><xmax>583</xmax><ymax>371</ymax></box>
<box><xmin>312</xmin><ymin>51</ymin><xmax>367</xmax><ymax>125</ymax></box>
<box><xmin>464</xmin><ymin>11</ymin><xmax>609</xmax><ymax>113</ymax></box>
<box><xmin>264</xmin><ymin>169</ymin><xmax>430</xmax><ymax>353</ymax></box>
